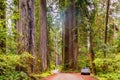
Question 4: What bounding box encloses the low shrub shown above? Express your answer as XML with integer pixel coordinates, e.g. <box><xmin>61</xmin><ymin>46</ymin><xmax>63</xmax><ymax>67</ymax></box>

<box><xmin>0</xmin><ymin>52</ymin><xmax>34</xmax><ymax>80</ymax></box>
<box><xmin>94</xmin><ymin>53</ymin><xmax>120</xmax><ymax>80</ymax></box>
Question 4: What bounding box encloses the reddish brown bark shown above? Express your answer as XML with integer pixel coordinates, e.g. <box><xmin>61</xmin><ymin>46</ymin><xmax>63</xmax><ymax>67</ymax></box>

<box><xmin>17</xmin><ymin>0</ymin><xmax>36</xmax><ymax>73</ymax></box>
<box><xmin>63</xmin><ymin>0</ymin><xmax>78</xmax><ymax>70</ymax></box>
<box><xmin>39</xmin><ymin>0</ymin><xmax>49</xmax><ymax>71</ymax></box>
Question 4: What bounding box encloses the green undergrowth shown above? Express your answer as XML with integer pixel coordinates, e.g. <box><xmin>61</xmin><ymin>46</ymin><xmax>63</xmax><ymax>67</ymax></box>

<box><xmin>0</xmin><ymin>52</ymin><xmax>35</xmax><ymax>80</ymax></box>
<box><xmin>40</xmin><ymin>71</ymin><xmax>52</xmax><ymax>78</ymax></box>
<box><xmin>94</xmin><ymin>53</ymin><xmax>120</xmax><ymax>80</ymax></box>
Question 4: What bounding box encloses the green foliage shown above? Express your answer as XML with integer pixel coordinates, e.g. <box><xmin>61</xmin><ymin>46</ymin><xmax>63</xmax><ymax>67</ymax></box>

<box><xmin>94</xmin><ymin>53</ymin><xmax>120</xmax><ymax>80</ymax></box>
<box><xmin>0</xmin><ymin>52</ymin><xmax>34</xmax><ymax>80</ymax></box>
<box><xmin>6</xmin><ymin>28</ymin><xmax>18</xmax><ymax>54</ymax></box>
<box><xmin>40</xmin><ymin>71</ymin><xmax>51</xmax><ymax>78</ymax></box>
<box><xmin>97</xmin><ymin>72</ymin><xmax>120</xmax><ymax>80</ymax></box>
<box><xmin>0</xmin><ymin>0</ymin><xmax>6</xmax><ymax>53</ymax></box>
<box><xmin>78</xmin><ymin>47</ymin><xmax>90</xmax><ymax>68</ymax></box>
<box><xmin>0</xmin><ymin>25</ymin><xmax>6</xmax><ymax>53</ymax></box>
<box><xmin>0</xmin><ymin>71</ymin><xmax>28</xmax><ymax>80</ymax></box>
<box><xmin>115</xmin><ymin>32</ymin><xmax>120</xmax><ymax>52</ymax></box>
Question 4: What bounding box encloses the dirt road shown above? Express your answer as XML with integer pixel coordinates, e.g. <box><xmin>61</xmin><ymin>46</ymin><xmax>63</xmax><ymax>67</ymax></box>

<box><xmin>43</xmin><ymin>73</ymin><xmax>97</xmax><ymax>80</ymax></box>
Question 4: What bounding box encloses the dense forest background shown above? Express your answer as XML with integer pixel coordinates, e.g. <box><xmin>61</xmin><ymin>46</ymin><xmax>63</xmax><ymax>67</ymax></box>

<box><xmin>0</xmin><ymin>0</ymin><xmax>120</xmax><ymax>80</ymax></box>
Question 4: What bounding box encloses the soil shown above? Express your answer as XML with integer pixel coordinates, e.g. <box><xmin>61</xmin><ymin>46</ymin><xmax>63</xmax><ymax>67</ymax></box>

<box><xmin>42</xmin><ymin>73</ymin><xmax>98</xmax><ymax>80</ymax></box>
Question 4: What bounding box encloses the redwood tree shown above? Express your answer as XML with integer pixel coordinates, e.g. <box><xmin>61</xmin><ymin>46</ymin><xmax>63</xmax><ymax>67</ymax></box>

<box><xmin>63</xmin><ymin>0</ymin><xmax>78</xmax><ymax>70</ymax></box>
<box><xmin>39</xmin><ymin>0</ymin><xmax>49</xmax><ymax>71</ymax></box>
<box><xmin>18</xmin><ymin>0</ymin><xmax>36</xmax><ymax>72</ymax></box>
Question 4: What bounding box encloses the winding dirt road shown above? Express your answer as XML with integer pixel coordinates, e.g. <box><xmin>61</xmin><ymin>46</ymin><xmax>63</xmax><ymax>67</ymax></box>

<box><xmin>42</xmin><ymin>73</ymin><xmax>98</xmax><ymax>80</ymax></box>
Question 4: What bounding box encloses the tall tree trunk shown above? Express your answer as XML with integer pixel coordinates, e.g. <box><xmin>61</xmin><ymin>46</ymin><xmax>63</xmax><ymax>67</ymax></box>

<box><xmin>0</xmin><ymin>0</ymin><xmax>6</xmax><ymax>53</ymax></box>
<box><xmin>68</xmin><ymin>2</ymin><xmax>74</xmax><ymax>69</ymax></box>
<box><xmin>39</xmin><ymin>0</ymin><xmax>49</xmax><ymax>71</ymax></box>
<box><xmin>63</xmin><ymin>0</ymin><xmax>78</xmax><ymax>70</ymax></box>
<box><xmin>73</xmin><ymin>3</ymin><xmax>78</xmax><ymax>69</ymax></box>
<box><xmin>63</xmin><ymin>6</ymin><xmax>70</xmax><ymax>69</ymax></box>
<box><xmin>104</xmin><ymin>0</ymin><xmax>110</xmax><ymax>57</ymax></box>
<box><xmin>59</xmin><ymin>0</ymin><xmax>65</xmax><ymax>67</ymax></box>
<box><xmin>18</xmin><ymin>0</ymin><xmax>36</xmax><ymax>73</ymax></box>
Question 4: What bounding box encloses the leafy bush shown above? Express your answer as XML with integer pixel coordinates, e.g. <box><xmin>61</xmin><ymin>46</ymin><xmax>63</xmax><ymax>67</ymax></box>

<box><xmin>96</xmin><ymin>72</ymin><xmax>120</xmax><ymax>80</ymax></box>
<box><xmin>0</xmin><ymin>71</ymin><xmax>28</xmax><ymax>80</ymax></box>
<box><xmin>94</xmin><ymin>53</ymin><xmax>120</xmax><ymax>80</ymax></box>
<box><xmin>0</xmin><ymin>52</ymin><xmax>34</xmax><ymax>80</ymax></box>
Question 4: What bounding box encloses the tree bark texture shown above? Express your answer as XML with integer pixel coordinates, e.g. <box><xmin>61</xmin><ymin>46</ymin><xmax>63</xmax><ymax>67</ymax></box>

<box><xmin>63</xmin><ymin>0</ymin><xmax>78</xmax><ymax>70</ymax></box>
<box><xmin>39</xmin><ymin>0</ymin><xmax>49</xmax><ymax>71</ymax></box>
<box><xmin>18</xmin><ymin>0</ymin><xmax>36</xmax><ymax>73</ymax></box>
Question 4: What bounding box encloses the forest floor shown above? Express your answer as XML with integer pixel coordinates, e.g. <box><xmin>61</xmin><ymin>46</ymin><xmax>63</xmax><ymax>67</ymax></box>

<box><xmin>41</xmin><ymin>73</ymin><xmax>98</xmax><ymax>80</ymax></box>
